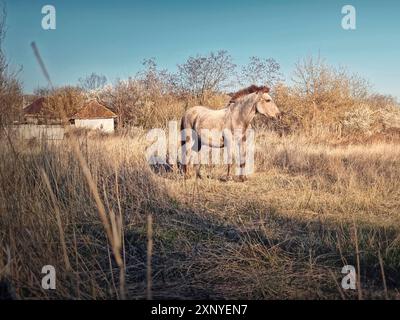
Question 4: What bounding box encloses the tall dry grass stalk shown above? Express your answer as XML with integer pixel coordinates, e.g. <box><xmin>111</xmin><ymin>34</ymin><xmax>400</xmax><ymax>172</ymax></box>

<box><xmin>378</xmin><ymin>248</ymin><xmax>389</xmax><ymax>300</ymax></box>
<box><xmin>146</xmin><ymin>213</ymin><xmax>153</xmax><ymax>300</ymax></box>
<box><xmin>353</xmin><ymin>221</ymin><xmax>363</xmax><ymax>300</ymax></box>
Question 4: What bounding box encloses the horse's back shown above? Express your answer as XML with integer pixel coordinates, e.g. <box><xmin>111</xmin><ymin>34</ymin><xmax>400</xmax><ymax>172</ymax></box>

<box><xmin>181</xmin><ymin>105</ymin><xmax>214</xmax><ymax>128</ymax></box>
<box><xmin>183</xmin><ymin>105</ymin><xmax>213</xmax><ymax>117</ymax></box>
<box><xmin>183</xmin><ymin>105</ymin><xmax>226</xmax><ymax>120</ymax></box>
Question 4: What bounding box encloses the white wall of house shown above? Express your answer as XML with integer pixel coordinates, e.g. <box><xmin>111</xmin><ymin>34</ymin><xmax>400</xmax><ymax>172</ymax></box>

<box><xmin>74</xmin><ymin>118</ymin><xmax>115</xmax><ymax>132</ymax></box>
<box><xmin>9</xmin><ymin>124</ymin><xmax>66</xmax><ymax>140</ymax></box>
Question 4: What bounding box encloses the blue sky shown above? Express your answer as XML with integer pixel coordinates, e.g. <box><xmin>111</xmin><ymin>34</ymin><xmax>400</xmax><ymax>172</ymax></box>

<box><xmin>4</xmin><ymin>0</ymin><xmax>400</xmax><ymax>98</ymax></box>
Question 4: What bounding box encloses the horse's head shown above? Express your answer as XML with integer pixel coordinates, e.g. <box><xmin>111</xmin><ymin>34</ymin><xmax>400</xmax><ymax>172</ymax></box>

<box><xmin>229</xmin><ymin>85</ymin><xmax>281</xmax><ymax>119</ymax></box>
<box><xmin>255</xmin><ymin>91</ymin><xmax>281</xmax><ymax>119</ymax></box>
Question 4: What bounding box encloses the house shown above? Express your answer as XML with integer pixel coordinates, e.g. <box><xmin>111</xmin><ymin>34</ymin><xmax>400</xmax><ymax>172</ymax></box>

<box><xmin>18</xmin><ymin>97</ymin><xmax>64</xmax><ymax>140</ymax></box>
<box><xmin>22</xmin><ymin>97</ymin><xmax>59</xmax><ymax>124</ymax></box>
<box><xmin>71</xmin><ymin>100</ymin><xmax>117</xmax><ymax>132</ymax></box>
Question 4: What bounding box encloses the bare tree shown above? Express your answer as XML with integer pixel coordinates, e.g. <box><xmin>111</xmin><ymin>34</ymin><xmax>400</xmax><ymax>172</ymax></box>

<box><xmin>292</xmin><ymin>55</ymin><xmax>370</xmax><ymax>107</ymax></box>
<box><xmin>176</xmin><ymin>50</ymin><xmax>236</xmax><ymax>103</ymax></box>
<box><xmin>33</xmin><ymin>86</ymin><xmax>52</xmax><ymax>97</ymax></box>
<box><xmin>136</xmin><ymin>58</ymin><xmax>174</xmax><ymax>94</ymax></box>
<box><xmin>78</xmin><ymin>72</ymin><xmax>107</xmax><ymax>91</ymax></box>
<box><xmin>43</xmin><ymin>86</ymin><xmax>86</xmax><ymax>119</ymax></box>
<box><xmin>102</xmin><ymin>59</ymin><xmax>173</xmax><ymax>127</ymax></box>
<box><xmin>240</xmin><ymin>56</ymin><xmax>283</xmax><ymax>89</ymax></box>
<box><xmin>292</xmin><ymin>55</ymin><xmax>332</xmax><ymax>102</ymax></box>
<box><xmin>100</xmin><ymin>78</ymin><xmax>141</xmax><ymax>127</ymax></box>
<box><xmin>0</xmin><ymin>4</ymin><xmax>23</xmax><ymax>125</ymax></box>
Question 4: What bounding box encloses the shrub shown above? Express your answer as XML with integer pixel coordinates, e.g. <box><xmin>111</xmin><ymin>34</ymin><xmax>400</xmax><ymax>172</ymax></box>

<box><xmin>342</xmin><ymin>104</ymin><xmax>376</xmax><ymax>135</ymax></box>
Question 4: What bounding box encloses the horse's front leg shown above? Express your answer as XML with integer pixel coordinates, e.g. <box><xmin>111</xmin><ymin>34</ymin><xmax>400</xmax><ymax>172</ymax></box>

<box><xmin>182</xmin><ymin>163</ymin><xmax>190</xmax><ymax>177</ymax></box>
<box><xmin>194</xmin><ymin>163</ymin><xmax>202</xmax><ymax>179</ymax></box>
<box><xmin>221</xmin><ymin>133</ymin><xmax>233</xmax><ymax>182</ymax></box>
<box><xmin>238</xmin><ymin>135</ymin><xmax>247</xmax><ymax>182</ymax></box>
<box><xmin>227</xmin><ymin>163</ymin><xmax>231</xmax><ymax>178</ymax></box>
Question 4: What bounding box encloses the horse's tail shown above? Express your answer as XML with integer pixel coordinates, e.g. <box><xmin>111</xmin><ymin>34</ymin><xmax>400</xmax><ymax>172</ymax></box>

<box><xmin>180</xmin><ymin>116</ymin><xmax>186</xmax><ymax>147</ymax></box>
<box><xmin>179</xmin><ymin>116</ymin><xmax>188</xmax><ymax>168</ymax></box>
<box><xmin>180</xmin><ymin>113</ymin><xmax>201</xmax><ymax>154</ymax></box>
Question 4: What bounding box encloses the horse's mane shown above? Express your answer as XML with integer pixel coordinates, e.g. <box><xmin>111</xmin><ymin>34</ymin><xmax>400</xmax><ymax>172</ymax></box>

<box><xmin>228</xmin><ymin>85</ymin><xmax>270</xmax><ymax>103</ymax></box>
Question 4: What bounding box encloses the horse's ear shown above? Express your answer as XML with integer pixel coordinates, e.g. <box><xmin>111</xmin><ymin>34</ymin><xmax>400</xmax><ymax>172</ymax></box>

<box><xmin>253</xmin><ymin>86</ymin><xmax>270</xmax><ymax>95</ymax></box>
<box><xmin>259</xmin><ymin>86</ymin><xmax>270</xmax><ymax>93</ymax></box>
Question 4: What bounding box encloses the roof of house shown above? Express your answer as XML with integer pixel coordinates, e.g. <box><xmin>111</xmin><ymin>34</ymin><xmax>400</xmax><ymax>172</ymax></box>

<box><xmin>22</xmin><ymin>97</ymin><xmax>66</xmax><ymax>119</ymax></box>
<box><xmin>23</xmin><ymin>97</ymin><xmax>46</xmax><ymax>115</ymax></box>
<box><xmin>71</xmin><ymin>100</ymin><xmax>117</xmax><ymax>119</ymax></box>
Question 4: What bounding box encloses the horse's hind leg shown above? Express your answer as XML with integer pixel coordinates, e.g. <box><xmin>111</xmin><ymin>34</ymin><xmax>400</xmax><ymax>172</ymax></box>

<box><xmin>182</xmin><ymin>151</ymin><xmax>192</xmax><ymax>179</ymax></box>
<box><xmin>238</xmin><ymin>163</ymin><xmax>247</xmax><ymax>182</ymax></box>
<box><xmin>181</xmin><ymin>124</ymin><xmax>192</xmax><ymax>178</ymax></box>
<box><xmin>182</xmin><ymin>163</ymin><xmax>188</xmax><ymax>176</ymax></box>
<box><xmin>195</xmin><ymin>164</ymin><xmax>202</xmax><ymax>179</ymax></box>
<box><xmin>219</xmin><ymin>164</ymin><xmax>232</xmax><ymax>182</ymax></box>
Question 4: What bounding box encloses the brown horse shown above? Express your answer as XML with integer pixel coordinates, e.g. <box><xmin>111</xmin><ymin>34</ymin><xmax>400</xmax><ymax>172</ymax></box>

<box><xmin>180</xmin><ymin>85</ymin><xmax>281</xmax><ymax>181</ymax></box>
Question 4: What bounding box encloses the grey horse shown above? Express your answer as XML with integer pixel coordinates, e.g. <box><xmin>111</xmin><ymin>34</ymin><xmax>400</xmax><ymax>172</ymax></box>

<box><xmin>180</xmin><ymin>85</ymin><xmax>281</xmax><ymax>181</ymax></box>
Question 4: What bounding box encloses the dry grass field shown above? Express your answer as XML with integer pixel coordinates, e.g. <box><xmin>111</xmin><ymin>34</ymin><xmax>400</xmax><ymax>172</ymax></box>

<box><xmin>1</xmin><ymin>128</ymin><xmax>399</xmax><ymax>299</ymax></box>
